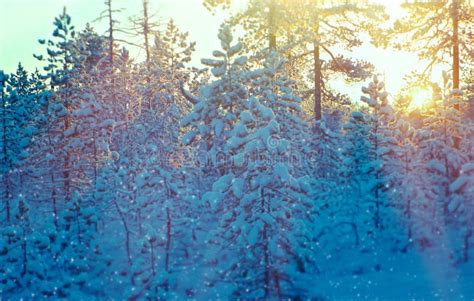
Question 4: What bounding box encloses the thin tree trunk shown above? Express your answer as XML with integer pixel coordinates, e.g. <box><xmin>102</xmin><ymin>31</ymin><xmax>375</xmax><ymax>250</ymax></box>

<box><xmin>313</xmin><ymin>41</ymin><xmax>322</xmax><ymax>122</ymax></box>
<box><xmin>46</xmin><ymin>102</ymin><xmax>59</xmax><ymax>229</ymax></box>
<box><xmin>464</xmin><ymin>229</ymin><xmax>472</xmax><ymax>262</ymax></box>
<box><xmin>51</xmin><ymin>171</ymin><xmax>58</xmax><ymax>229</ymax></box>
<box><xmin>107</xmin><ymin>0</ymin><xmax>114</xmax><ymax>67</ymax></box>
<box><xmin>261</xmin><ymin>188</ymin><xmax>270</xmax><ymax>299</ymax></box>
<box><xmin>268</xmin><ymin>0</ymin><xmax>276</xmax><ymax>50</ymax></box>
<box><xmin>21</xmin><ymin>228</ymin><xmax>27</xmax><ymax>276</ymax></box>
<box><xmin>313</xmin><ymin>7</ymin><xmax>322</xmax><ymax>123</ymax></box>
<box><xmin>165</xmin><ymin>207</ymin><xmax>171</xmax><ymax>272</ymax></box>
<box><xmin>374</xmin><ymin>117</ymin><xmax>380</xmax><ymax>229</ymax></box>
<box><xmin>63</xmin><ymin>68</ymin><xmax>71</xmax><ymax>202</ymax></box>
<box><xmin>164</xmin><ymin>207</ymin><xmax>171</xmax><ymax>291</ymax></box>
<box><xmin>150</xmin><ymin>240</ymin><xmax>156</xmax><ymax>277</ymax></box>
<box><xmin>143</xmin><ymin>0</ymin><xmax>150</xmax><ymax>65</ymax></box>
<box><xmin>1</xmin><ymin>76</ymin><xmax>10</xmax><ymax>222</ymax></box>
<box><xmin>112</xmin><ymin>199</ymin><xmax>132</xmax><ymax>266</ymax></box>
<box><xmin>404</xmin><ymin>153</ymin><xmax>412</xmax><ymax>240</ymax></box>
<box><xmin>263</xmin><ymin>222</ymin><xmax>270</xmax><ymax>299</ymax></box>
<box><xmin>452</xmin><ymin>0</ymin><xmax>461</xmax><ymax>158</ymax></box>
<box><xmin>452</xmin><ymin>0</ymin><xmax>460</xmax><ymax>99</ymax></box>
<box><xmin>93</xmin><ymin>129</ymin><xmax>98</xmax><ymax>191</ymax></box>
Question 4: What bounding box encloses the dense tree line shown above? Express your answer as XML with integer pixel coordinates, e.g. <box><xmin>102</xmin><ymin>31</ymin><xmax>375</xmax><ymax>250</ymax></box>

<box><xmin>1</xmin><ymin>0</ymin><xmax>473</xmax><ymax>299</ymax></box>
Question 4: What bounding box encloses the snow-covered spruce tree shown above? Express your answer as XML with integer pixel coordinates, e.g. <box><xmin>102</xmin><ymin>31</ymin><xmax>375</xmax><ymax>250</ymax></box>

<box><xmin>181</xmin><ymin>25</ymin><xmax>249</xmax><ymax>177</ymax></box>
<box><xmin>202</xmin><ymin>95</ymin><xmax>314</xmax><ymax>299</ymax></box>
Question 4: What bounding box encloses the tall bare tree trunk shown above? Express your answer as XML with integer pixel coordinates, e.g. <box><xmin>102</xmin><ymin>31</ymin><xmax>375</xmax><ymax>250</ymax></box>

<box><xmin>269</xmin><ymin>0</ymin><xmax>276</xmax><ymax>51</ymax></box>
<box><xmin>313</xmin><ymin>10</ymin><xmax>322</xmax><ymax>123</ymax></box>
<box><xmin>313</xmin><ymin>41</ymin><xmax>322</xmax><ymax>122</ymax></box>
<box><xmin>107</xmin><ymin>0</ymin><xmax>114</xmax><ymax>68</ymax></box>
<box><xmin>143</xmin><ymin>0</ymin><xmax>151</xmax><ymax>65</ymax></box>
<box><xmin>63</xmin><ymin>65</ymin><xmax>71</xmax><ymax>202</ymax></box>
<box><xmin>451</xmin><ymin>0</ymin><xmax>461</xmax><ymax>169</ymax></box>
<box><xmin>452</xmin><ymin>0</ymin><xmax>460</xmax><ymax>101</ymax></box>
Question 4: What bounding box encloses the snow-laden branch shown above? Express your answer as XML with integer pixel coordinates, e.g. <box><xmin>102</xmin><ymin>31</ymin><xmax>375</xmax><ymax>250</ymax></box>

<box><xmin>179</xmin><ymin>81</ymin><xmax>198</xmax><ymax>105</ymax></box>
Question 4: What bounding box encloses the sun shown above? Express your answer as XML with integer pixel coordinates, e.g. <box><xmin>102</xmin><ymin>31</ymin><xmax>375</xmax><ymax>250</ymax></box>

<box><xmin>408</xmin><ymin>87</ymin><xmax>432</xmax><ymax>111</ymax></box>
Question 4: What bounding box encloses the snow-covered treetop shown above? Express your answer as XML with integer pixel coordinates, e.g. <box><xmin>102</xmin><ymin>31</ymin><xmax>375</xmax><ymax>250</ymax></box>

<box><xmin>360</xmin><ymin>75</ymin><xmax>394</xmax><ymax>121</ymax></box>
<box><xmin>201</xmin><ymin>25</ymin><xmax>247</xmax><ymax>78</ymax></box>
<box><xmin>360</xmin><ymin>75</ymin><xmax>388</xmax><ymax>108</ymax></box>
<box><xmin>0</xmin><ymin>70</ymin><xmax>9</xmax><ymax>85</ymax></box>
<box><xmin>181</xmin><ymin>24</ymin><xmax>250</xmax><ymax>152</ymax></box>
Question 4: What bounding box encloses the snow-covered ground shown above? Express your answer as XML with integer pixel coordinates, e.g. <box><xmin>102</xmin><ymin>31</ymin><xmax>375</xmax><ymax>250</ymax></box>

<box><xmin>312</xmin><ymin>245</ymin><xmax>474</xmax><ymax>300</ymax></box>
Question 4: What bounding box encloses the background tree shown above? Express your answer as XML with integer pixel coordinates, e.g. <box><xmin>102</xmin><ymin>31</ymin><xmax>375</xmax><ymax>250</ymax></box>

<box><xmin>203</xmin><ymin>0</ymin><xmax>386</xmax><ymax>123</ymax></box>
<box><xmin>380</xmin><ymin>0</ymin><xmax>474</xmax><ymax>109</ymax></box>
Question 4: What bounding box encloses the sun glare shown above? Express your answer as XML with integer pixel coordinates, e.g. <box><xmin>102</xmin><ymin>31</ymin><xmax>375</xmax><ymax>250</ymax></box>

<box><xmin>408</xmin><ymin>87</ymin><xmax>432</xmax><ymax>111</ymax></box>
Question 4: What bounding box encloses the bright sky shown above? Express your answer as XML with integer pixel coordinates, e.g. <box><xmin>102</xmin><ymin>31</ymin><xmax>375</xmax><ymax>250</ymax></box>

<box><xmin>0</xmin><ymin>0</ymin><xmax>440</xmax><ymax>101</ymax></box>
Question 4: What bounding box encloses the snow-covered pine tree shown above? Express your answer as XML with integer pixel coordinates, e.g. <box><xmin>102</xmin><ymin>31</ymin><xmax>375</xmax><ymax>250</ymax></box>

<box><xmin>134</xmin><ymin>18</ymin><xmax>195</xmax><ymax>180</ymax></box>
<box><xmin>33</xmin><ymin>8</ymin><xmax>77</xmax><ymax>204</ymax></box>
<box><xmin>391</xmin><ymin>117</ymin><xmax>423</xmax><ymax>245</ymax></box>
<box><xmin>4</xmin><ymin>64</ymin><xmax>44</xmax><ymax>212</ymax></box>
<box><xmin>0</xmin><ymin>196</ymin><xmax>33</xmax><ymax>296</ymax></box>
<box><xmin>339</xmin><ymin>76</ymin><xmax>402</xmax><ymax>254</ymax></box>
<box><xmin>0</xmin><ymin>70</ymin><xmax>12</xmax><ymax>223</ymax></box>
<box><xmin>87</xmin><ymin>20</ymin><xmax>200</xmax><ymax>299</ymax></box>
<box><xmin>9</xmin><ymin>64</ymin><xmax>33</xmax><ymax>96</ymax></box>
<box><xmin>415</xmin><ymin>71</ymin><xmax>469</xmax><ymax>251</ymax></box>
<box><xmin>248</xmin><ymin>52</ymin><xmax>309</xmax><ymax>172</ymax></box>
<box><xmin>203</xmin><ymin>95</ymin><xmax>314</xmax><ymax>299</ymax></box>
<box><xmin>449</xmin><ymin>161</ymin><xmax>474</xmax><ymax>262</ymax></box>
<box><xmin>0</xmin><ymin>196</ymin><xmax>64</xmax><ymax>298</ymax></box>
<box><xmin>49</xmin><ymin>190</ymin><xmax>112</xmax><ymax>299</ymax></box>
<box><xmin>1</xmin><ymin>64</ymin><xmax>39</xmax><ymax>225</ymax></box>
<box><xmin>124</xmin><ymin>142</ymin><xmax>200</xmax><ymax>299</ymax></box>
<box><xmin>191</xmin><ymin>48</ymin><xmax>315</xmax><ymax>298</ymax></box>
<box><xmin>339</xmin><ymin>111</ymin><xmax>374</xmax><ymax>248</ymax></box>
<box><xmin>65</xmin><ymin>25</ymin><xmax>116</xmax><ymax>197</ymax></box>
<box><xmin>359</xmin><ymin>76</ymin><xmax>400</xmax><ymax>233</ymax></box>
<box><xmin>181</xmin><ymin>25</ymin><xmax>249</xmax><ymax>177</ymax></box>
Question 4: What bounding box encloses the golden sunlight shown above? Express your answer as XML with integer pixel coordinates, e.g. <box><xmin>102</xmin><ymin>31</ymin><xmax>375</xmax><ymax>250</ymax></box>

<box><xmin>408</xmin><ymin>87</ymin><xmax>433</xmax><ymax>111</ymax></box>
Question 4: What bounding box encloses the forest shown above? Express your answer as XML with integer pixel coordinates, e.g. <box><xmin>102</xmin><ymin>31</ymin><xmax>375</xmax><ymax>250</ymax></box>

<box><xmin>0</xmin><ymin>0</ymin><xmax>474</xmax><ymax>299</ymax></box>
